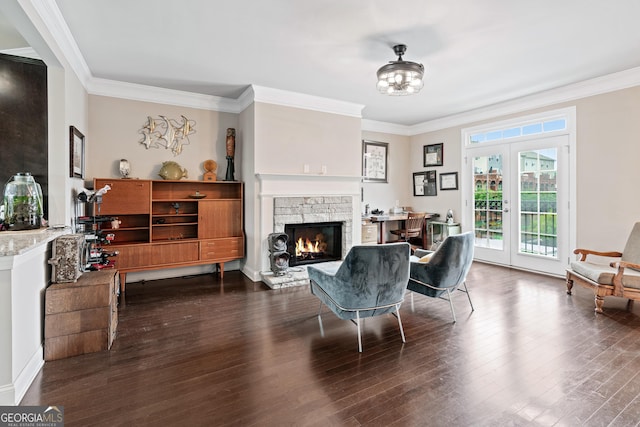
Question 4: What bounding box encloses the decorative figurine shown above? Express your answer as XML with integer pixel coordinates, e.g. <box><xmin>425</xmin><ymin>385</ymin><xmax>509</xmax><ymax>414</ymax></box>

<box><xmin>158</xmin><ymin>161</ymin><xmax>188</xmax><ymax>180</ymax></box>
<box><xmin>203</xmin><ymin>159</ymin><xmax>217</xmax><ymax>181</ymax></box>
<box><xmin>119</xmin><ymin>159</ymin><xmax>131</xmax><ymax>178</ymax></box>
<box><xmin>224</xmin><ymin>128</ymin><xmax>235</xmax><ymax>181</ymax></box>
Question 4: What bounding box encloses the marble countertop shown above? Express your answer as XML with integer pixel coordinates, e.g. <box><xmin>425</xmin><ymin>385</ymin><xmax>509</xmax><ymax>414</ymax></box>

<box><xmin>0</xmin><ymin>227</ymin><xmax>71</xmax><ymax>257</ymax></box>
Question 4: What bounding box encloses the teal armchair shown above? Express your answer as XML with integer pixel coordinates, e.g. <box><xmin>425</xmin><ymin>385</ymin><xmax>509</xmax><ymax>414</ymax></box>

<box><xmin>307</xmin><ymin>242</ymin><xmax>411</xmax><ymax>352</ymax></box>
<box><xmin>408</xmin><ymin>231</ymin><xmax>475</xmax><ymax>322</ymax></box>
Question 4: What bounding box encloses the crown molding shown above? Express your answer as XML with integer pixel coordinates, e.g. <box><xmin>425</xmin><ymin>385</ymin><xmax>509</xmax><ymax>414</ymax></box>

<box><xmin>25</xmin><ymin>0</ymin><xmax>640</xmax><ymax>132</ymax></box>
<box><xmin>407</xmin><ymin>66</ymin><xmax>640</xmax><ymax>135</ymax></box>
<box><xmin>361</xmin><ymin>119</ymin><xmax>410</xmax><ymax>136</ymax></box>
<box><xmin>87</xmin><ymin>78</ymin><xmax>242</xmax><ymax>112</ymax></box>
<box><xmin>30</xmin><ymin>0</ymin><xmax>92</xmax><ymax>87</ymax></box>
<box><xmin>250</xmin><ymin>85</ymin><xmax>364</xmax><ymax>118</ymax></box>
<box><xmin>0</xmin><ymin>47</ymin><xmax>41</xmax><ymax>60</ymax></box>
<box><xmin>362</xmin><ymin>66</ymin><xmax>640</xmax><ymax>136</ymax></box>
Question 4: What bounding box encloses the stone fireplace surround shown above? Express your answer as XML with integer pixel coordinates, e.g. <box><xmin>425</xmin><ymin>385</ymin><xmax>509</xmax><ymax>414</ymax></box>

<box><xmin>256</xmin><ymin>173</ymin><xmax>361</xmax><ymax>289</ymax></box>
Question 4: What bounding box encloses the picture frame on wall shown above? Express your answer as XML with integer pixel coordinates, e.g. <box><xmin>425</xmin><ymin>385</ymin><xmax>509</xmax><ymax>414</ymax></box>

<box><xmin>423</xmin><ymin>143</ymin><xmax>443</xmax><ymax>167</ymax></box>
<box><xmin>362</xmin><ymin>140</ymin><xmax>388</xmax><ymax>183</ymax></box>
<box><xmin>413</xmin><ymin>170</ymin><xmax>437</xmax><ymax>196</ymax></box>
<box><xmin>440</xmin><ymin>172</ymin><xmax>459</xmax><ymax>190</ymax></box>
<box><xmin>424</xmin><ymin>170</ymin><xmax>437</xmax><ymax>196</ymax></box>
<box><xmin>413</xmin><ymin>172</ymin><xmax>426</xmax><ymax>196</ymax></box>
<box><xmin>69</xmin><ymin>125</ymin><xmax>85</xmax><ymax>179</ymax></box>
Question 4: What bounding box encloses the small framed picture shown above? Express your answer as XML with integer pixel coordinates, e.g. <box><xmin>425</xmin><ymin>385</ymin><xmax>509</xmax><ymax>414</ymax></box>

<box><xmin>362</xmin><ymin>140</ymin><xmax>388</xmax><ymax>183</ymax></box>
<box><xmin>440</xmin><ymin>172</ymin><xmax>458</xmax><ymax>190</ymax></box>
<box><xmin>424</xmin><ymin>170</ymin><xmax>437</xmax><ymax>196</ymax></box>
<box><xmin>413</xmin><ymin>172</ymin><xmax>426</xmax><ymax>196</ymax></box>
<box><xmin>69</xmin><ymin>125</ymin><xmax>85</xmax><ymax>179</ymax></box>
<box><xmin>423</xmin><ymin>143</ymin><xmax>443</xmax><ymax>167</ymax></box>
<box><xmin>413</xmin><ymin>171</ymin><xmax>437</xmax><ymax>196</ymax></box>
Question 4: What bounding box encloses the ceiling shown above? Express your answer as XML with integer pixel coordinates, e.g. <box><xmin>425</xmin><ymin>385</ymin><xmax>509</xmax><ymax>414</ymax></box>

<box><xmin>5</xmin><ymin>1</ymin><xmax>640</xmax><ymax>126</ymax></box>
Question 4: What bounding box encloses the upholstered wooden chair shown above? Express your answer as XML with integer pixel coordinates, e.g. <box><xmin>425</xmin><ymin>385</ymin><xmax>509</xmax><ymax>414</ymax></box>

<box><xmin>408</xmin><ymin>231</ymin><xmax>475</xmax><ymax>322</ymax></box>
<box><xmin>566</xmin><ymin>222</ymin><xmax>640</xmax><ymax>313</ymax></box>
<box><xmin>390</xmin><ymin>212</ymin><xmax>426</xmax><ymax>251</ymax></box>
<box><xmin>307</xmin><ymin>242</ymin><xmax>411</xmax><ymax>352</ymax></box>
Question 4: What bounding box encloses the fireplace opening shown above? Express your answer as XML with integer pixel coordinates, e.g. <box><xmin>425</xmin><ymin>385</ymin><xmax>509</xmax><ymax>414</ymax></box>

<box><xmin>284</xmin><ymin>221</ymin><xmax>342</xmax><ymax>266</ymax></box>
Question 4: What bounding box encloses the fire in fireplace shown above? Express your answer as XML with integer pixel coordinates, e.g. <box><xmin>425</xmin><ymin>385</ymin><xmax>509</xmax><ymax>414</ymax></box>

<box><xmin>284</xmin><ymin>221</ymin><xmax>342</xmax><ymax>266</ymax></box>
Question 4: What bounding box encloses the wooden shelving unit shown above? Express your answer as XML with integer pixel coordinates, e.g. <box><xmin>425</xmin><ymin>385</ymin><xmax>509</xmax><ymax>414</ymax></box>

<box><xmin>94</xmin><ymin>179</ymin><xmax>244</xmax><ymax>291</ymax></box>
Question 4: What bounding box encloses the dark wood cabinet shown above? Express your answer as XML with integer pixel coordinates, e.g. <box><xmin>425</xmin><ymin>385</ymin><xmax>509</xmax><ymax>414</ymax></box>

<box><xmin>93</xmin><ymin>179</ymin><xmax>244</xmax><ymax>291</ymax></box>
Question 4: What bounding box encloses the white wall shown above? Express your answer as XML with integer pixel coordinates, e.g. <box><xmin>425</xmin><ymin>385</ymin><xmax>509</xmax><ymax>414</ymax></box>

<box><xmin>407</xmin><ymin>86</ymin><xmax>640</xmax><ymax>252</ymax></box>
<box><xmin>361</xmin><ymin>131</ymin><xmax>411</xmax><ymax>215</ymax></box>
<box><xmin>408</xmin><ymin>127</ymin><xmax>463</xmax><ymax>221</ymax></box>
<box><xmin>254</xmin><ymin>102</ymin><xmax>361</xmax><ymax>176</ymax></box>
<box><xmin>88</xmin><ymin>95</ymin><xmax>238</xmax><ymax>182</ymax></box>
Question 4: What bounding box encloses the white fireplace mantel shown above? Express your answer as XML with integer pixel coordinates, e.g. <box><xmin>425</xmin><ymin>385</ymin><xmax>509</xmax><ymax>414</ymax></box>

<box><xmin>253</xmin><ymin>172</ymin><xmax>363</xmax><ymax>279</ymax></box>
<box><xmin>256</xmin><ymin>173</ymin><xmax>362</xmax><ymax>196</ymax></box>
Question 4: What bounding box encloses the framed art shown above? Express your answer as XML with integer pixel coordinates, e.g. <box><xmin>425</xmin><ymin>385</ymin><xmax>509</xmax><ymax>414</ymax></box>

<box><xmin>440</xmin><ymin>172</ymin><xmax>459</xmax><ymax>190</ymax></box>
<box><xmin>424</xmin><ymin>170</ymin><xmax>437</xmax><ymax>196</ymax></box>
<box><xmin>423</xmin><ymin>143</ymin><xmax>443</xmax><ymax>167</ymax></box>
<box><xmin>362</xmin><ymin>140</ymin><xmax>388</xmax><ymax>183</ymax></box>
<box><xmin>413</xmin><ymin>170</ymin><xmax>437</xmax><ymax>196</ymax></box>
<box><xmin>413</xmin><ymin>172</ymin><xmax>427</xmax><ymax>196</ymax></box>
<box><xmin>70</xmin><ymin>125</ymin><xmax>85</xmax><ymax>179</ymax></box>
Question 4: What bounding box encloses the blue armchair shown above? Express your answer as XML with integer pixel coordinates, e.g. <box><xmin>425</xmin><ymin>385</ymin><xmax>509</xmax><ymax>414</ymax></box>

<box><xmin>408</xmin><ymin>231</ymin><xmax>475</xmax><ymax>322</ymax></box>
<box><xmin>307</xmin><ymin>242</ymin><xmax>411</xmax><ymax>352</ymax></box>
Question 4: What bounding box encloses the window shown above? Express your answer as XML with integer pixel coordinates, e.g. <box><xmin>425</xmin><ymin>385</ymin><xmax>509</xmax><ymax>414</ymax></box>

<box><xmin>470</xmin><ymin>118</ymin><xmax>566</xmax><ymax>144</ymax></box>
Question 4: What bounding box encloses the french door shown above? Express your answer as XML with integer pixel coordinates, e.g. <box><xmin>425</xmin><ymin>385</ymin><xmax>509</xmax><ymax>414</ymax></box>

<box><xmin>466</xmin><ymin>134</ymin><xmax>570</xmax><ymax>276</ymax></box>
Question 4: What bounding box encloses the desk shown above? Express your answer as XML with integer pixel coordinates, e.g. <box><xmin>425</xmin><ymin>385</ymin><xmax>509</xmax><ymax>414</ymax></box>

<box><xmin>369</xmin><ymin>213</ymin><xmax>439</xmax><ymax>246</ymax></box>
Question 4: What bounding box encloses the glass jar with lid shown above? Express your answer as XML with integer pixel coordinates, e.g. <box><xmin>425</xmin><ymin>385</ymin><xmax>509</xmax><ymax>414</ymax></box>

<box><xmin>2</xmin><ymin>172</ymin><xmax>43</xmax><ymax>230</ymax></box>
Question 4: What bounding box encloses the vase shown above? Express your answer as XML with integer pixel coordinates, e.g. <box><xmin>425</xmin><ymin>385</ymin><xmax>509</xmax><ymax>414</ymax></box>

<box><xmin>2</xmin><ymin>172</ymin><xmax>43</xmax><ymax>230</ymax></box>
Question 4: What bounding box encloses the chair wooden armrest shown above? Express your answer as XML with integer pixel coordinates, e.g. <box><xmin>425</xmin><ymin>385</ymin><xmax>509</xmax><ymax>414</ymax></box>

<box><xmin>573</xmin><ymin>248</ymin><xmax>622</xmax><ymax>261</ymax></box>
<box><xmin>568</xmin><ymin>222</ymin><xmax>640</xmax><ymax>313</ymax></box>
<box><xmin>609</xmin><ymin>260</ymin><xmax>640</xmax><ymax>297</ymax></box>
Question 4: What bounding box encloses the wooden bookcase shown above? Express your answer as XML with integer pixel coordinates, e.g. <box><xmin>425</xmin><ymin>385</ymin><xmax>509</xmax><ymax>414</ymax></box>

<box><xmin>94</xmin><ymin>179</ymin><xmax>244</xmax><ymax>292</ymax></box>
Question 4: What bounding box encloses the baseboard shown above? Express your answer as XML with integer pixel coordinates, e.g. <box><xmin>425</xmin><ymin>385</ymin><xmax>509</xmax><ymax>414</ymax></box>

<box><xmin>0</xmin><ymin>345</ymin><xmax>44</xmax><ymax>405</ymax></box>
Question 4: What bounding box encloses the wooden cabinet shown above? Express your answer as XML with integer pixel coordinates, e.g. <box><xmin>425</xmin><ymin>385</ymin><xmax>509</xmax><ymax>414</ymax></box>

<box><xmin>44</xmin><ymin>270</ymin><xmax>118</xmax><ymax>361</ymax></box>
<box><xmin>361</xmin><ymin>221</ymin><xmax>378</xmax><ymax>245</ymax></box>
<box><xmin>94</xmin><ymin>179</ymin><xmax>244</xmax><ymax>291</ymax></box>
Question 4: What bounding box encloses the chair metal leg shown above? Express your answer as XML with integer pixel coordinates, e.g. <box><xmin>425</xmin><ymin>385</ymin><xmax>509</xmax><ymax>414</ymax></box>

<box><xmin>462</xmin><ymin>281</ymin><xmax>474</xmax><ymax>312</ymax></box>
<box><xmin>446</xmin><ymin>288</ymin><xmax>457</xmax><ymax>323</ymax></box>
<box><xmin>356</xmin><ymin>310</ymin><xmax>362</xmax><ymax>352</ymax></box>
<box><xmin>395</xmin><ymin>303</ymin><xmax>406</xmax><ymax>343</ymax></box>
<box><xmin>317</xmin><ymin>300</ymin><xmax>324</xmax><ymax>316</ymax></box>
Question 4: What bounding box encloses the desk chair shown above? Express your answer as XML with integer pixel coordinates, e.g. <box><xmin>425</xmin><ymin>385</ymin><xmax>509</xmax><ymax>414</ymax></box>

<box><xmin>390</xmin><ymin>212</ymin><xmax>426</xmax><ymax>251</ymax></box>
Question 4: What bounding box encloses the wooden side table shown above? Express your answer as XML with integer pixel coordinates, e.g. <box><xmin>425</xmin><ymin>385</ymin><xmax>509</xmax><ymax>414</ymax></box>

<box><xmin>44</xmin><ymin>270</ymin><xmax>119</xmax><ymax>361</ymax></box>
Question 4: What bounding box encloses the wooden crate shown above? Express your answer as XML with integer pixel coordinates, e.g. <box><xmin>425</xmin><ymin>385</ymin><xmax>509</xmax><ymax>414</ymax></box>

<box><xmin>44</xmin><ymin>270</ymin><xmax>118</xmax><ymax>361</ymax></box>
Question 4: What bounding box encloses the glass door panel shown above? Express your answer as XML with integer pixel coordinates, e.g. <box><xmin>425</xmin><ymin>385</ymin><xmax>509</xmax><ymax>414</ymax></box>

<box><xmin>471</xmin><ymin>151</ymin><xmax>510</xmax><ymax>265</ymax></box>
<box><xmin>465</xmin><ymin>135</ymin><xmax>568</xmax><ymax>275</ymax></box>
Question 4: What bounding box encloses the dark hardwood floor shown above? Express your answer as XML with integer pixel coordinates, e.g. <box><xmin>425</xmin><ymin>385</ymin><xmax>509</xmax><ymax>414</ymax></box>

<box><xmin>21</xmin><ymin>263</ymin><xmax>640</xmax><ymax>426</ymax></box>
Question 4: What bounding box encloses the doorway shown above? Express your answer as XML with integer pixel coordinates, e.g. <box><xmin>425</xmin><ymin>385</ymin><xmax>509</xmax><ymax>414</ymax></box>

<box><xmin>462</xmin><ymin>109</ymin><xmax>575</xmax><ymax>277</ymax></box>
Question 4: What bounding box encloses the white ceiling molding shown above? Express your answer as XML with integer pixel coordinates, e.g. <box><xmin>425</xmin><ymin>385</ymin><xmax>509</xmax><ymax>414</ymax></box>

<box><xmin>0</xmin><ymin>47</ymin><xmax>40</xmax><ymax>60</ymax></box>
<box><xmin>404</xmin><ymin>65</ymin><xmax>640</xmax><ymax>136</ymax></box>
<box><xmin>87</xmin><ymin>78</ymin><xmax>241</xmax><ymax>113</ymax></box>
<box><xmin>361</xmin><ymin>119</ymin><xmax>411</xmax><ymax>136</ymax></box>
<box><xmin>34</xmin><ymin>0</ymin><xmax>364</xmax><ymax>118</ymax></box>
<box><xmin>29</xmin><ymin>0</ymin><xmax>92</xmax><ymax>87</ymax></box>
<box><xmin>250</xmin><ymin>85</ymin><xmax>364</xmax><ymax>118</ymax></box>
<box><xmin>27</xmin><ymin>0</ymin><xmax>640</xmax><ymax>134</ymax></box>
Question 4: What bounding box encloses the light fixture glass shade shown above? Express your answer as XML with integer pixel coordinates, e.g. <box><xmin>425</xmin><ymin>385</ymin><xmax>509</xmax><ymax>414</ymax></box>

<box><xmin>376</xmin><ymin>44</ymin><xmax>424</xmax><ymax>96</ymax></box>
